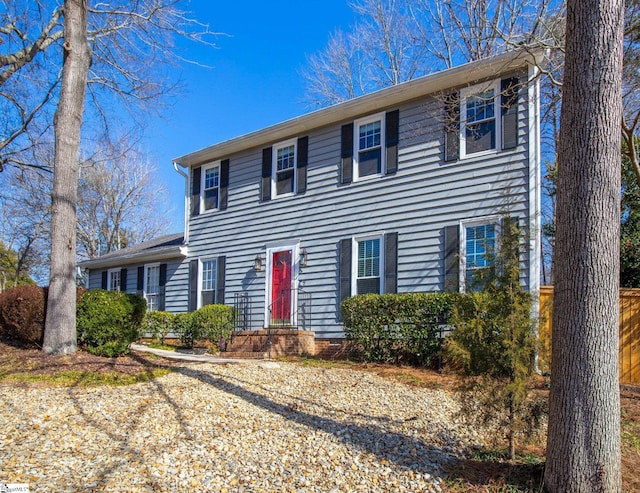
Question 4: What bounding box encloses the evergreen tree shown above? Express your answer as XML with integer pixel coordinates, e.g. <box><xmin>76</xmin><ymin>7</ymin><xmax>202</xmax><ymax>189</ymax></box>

<box><xmin>444</xmin><ymin>217</ymin><xmax>539</xmax><ymax>460</ymax></box>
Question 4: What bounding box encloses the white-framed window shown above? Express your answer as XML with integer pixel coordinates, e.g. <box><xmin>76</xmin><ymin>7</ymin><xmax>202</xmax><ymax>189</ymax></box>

<box><xmin>144</xmin><ymin>263</ymin><xmax>160</xmax><ymax>311</ymax></box>
<box><xmin>199</xmin><ymin>258</ymin><xmax>217</xmax><ymax>307</ymax></box>
<box><xmin>272</xmin><ymin>139</ymin><xmax>297</xmax><ymax>197</ymax></box>
<box><xmin>460</xmin><ymin>81</ymin><xmax>501</xmax><ymax>158</ymax></box>
<box><xmin>201</xmin><ymin>163</ymin><xmax>220</xmax><ymax>212</ymax></box>
<box><xmin>353</xmin><ymin>235</ymin><xmax>384</xmax><ymax>295</ymax></box>
<box><xmin>460</xmin><ymin>217</ymin><xmax>500</xmax><ymax>292</ymax></box>
<box><xmin>354</xmin><ymin>113</ymin><xmax>385</xmax><ymax>180</ymax></box>
<box><xmin>107</xmin><ymin>269</ymin><xmax>121</xmax><ymax>291</ymax></box>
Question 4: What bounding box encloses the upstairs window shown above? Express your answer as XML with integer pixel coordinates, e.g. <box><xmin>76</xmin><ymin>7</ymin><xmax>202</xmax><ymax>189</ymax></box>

<box><xmin>460</xmin><ymin>82</ymin><xmax>500</xmax><ymax>158</ymax></box>
<box><xmin>202</xmin><ymin>164</ymin><xmax>220</xmax><ymax>211</ymax></box>
<box><xmin>354</xmin><ymin>114</ymin><xmax>384</xmax><ymax>180</ymax></box>
<box><xmin>273</xmin><ymin>140</ymin><xmax>297</xmax><ymax>197</ymax></box>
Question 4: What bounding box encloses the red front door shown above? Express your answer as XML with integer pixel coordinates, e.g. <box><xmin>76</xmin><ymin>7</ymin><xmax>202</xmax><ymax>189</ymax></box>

<box><xmin>271</xmin><ymin>250</ymin><xmax>292</xmax><ymax>324</ymax></box>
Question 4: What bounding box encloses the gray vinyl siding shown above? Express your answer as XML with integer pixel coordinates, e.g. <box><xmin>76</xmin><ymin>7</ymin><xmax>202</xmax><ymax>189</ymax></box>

<box><xmin>86</xmin><ymin>258</ymin><xmax>188</xmax><ymax>313</ymax></box>
<box><xmin>187</xmin><ymin>73</ymin><xmax>534</xmax><ymax>338</ymax></box>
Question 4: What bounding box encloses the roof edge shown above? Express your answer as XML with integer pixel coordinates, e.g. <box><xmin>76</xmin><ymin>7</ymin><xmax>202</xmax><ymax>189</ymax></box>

<box><xmin>174</xmin><ymin>47</ymin><xmax>547</xmax><ymax>167</ymax></box>
<box><xmin>78</xmin><ymin>245</ymin><xmax>187</xmax><ymax>270</ymax></box>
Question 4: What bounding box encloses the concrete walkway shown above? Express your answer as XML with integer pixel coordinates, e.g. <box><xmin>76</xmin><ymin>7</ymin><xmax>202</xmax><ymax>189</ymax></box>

<box><xmin>130</xmin><ymin>343</ymin><xmax>247</xmax><ymax>364</ymax></box>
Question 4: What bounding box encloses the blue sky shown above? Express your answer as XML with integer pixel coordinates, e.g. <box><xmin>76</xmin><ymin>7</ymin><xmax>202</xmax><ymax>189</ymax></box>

<box><xmin>143</xmin><ymin>0</ymin><xmax>356</xmax><ymax>232</ymax></box>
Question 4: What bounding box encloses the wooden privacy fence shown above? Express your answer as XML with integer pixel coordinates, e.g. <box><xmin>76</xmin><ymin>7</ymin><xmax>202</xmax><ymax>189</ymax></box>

<box><xmin>538</xmin><ymin>286</ymin><xmax>640</xmax><ymax>385</ymax></box>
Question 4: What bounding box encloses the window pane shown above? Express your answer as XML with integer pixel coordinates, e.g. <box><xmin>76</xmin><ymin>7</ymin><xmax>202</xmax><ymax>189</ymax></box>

<box><xmin>357</xmin><ymin>277</ymin><xmax>380</xmax><ymax>295</ymax></box>
<box><xmin>466</xmin><ymin>90</ymin><xmax>495</xmax><ymax>123</ymax></box>
<box><xmin>277</xmin><ymin>145</ymin><xmax>295</xmax><ymax>171</ymax></box>
<box><xmin>466</xmin><ymin>120</ymin><xmax>496</xmax><ymax>154</ymax></box>
<box><xmin>203</xmin><ymin>167</ymin><xmax>220</xmax><ymax>210</ymax></box>
<box><xmin>205</xmin><ymin>167</ymin><xmax>219</xmax><ymax>189</ymax></box>
<box><xmin>357</xmin><ymin>238</ymin><xmax>380</xmax><ymax>277</ymax></box>
<box><xmin>276</xmin><ymin>168</ymin><xmax>294</xmax><ymax>195</ymax></box>
<box><xmin>146</xmin><ymin>266</ymin><xmax>159</xmax><ymax>294</ymax></box>
<box><xmin>109</xmin><ymin>271</ymin><xmax>120</xmax><ymax>291</ymax></box>
<box><xmin>204</xmin><ymin>188</ymin><xmax>218</xmax><ymax>210</ymax></box>
<box><xmin>202</xmin><ymin>259</ymin><xmax>216</xmax><ymax>292</ymax></box>
<box><xmin>465</xmin><ymin>224</ymin><xmax>496</xmax><ymax>291</ymax></box>
<box><xmin>358</xmin><ymin>148</ymin><xmax>382</xmax><ymax>177</ymax></box>
<box><xmin>359</xmin><ymin>121</ymin><xmax>381</xmax><ymax>150</ymax></box>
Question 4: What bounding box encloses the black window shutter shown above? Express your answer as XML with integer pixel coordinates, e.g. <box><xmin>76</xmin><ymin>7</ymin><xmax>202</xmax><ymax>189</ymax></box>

<box><xmin>296</xmin><ymin>136</ymin><xmax>308</xmax><ymax>194</ymax></box>
<box><xmin>384</xmin><ymin>232</ymin><xmax>398</xmax><ymax>294</ymax></box>
<box><xmin>444</xmin><ymin>225</ymin><xmax>460</xmax><ymax>292</ymax></box>
<box><xmin>220</xmin><ymin>159</ymin><xmax>230</xmax><ymax>210</ymax></box>
<box><xmin>188</xmin><ymin>259</ymin><xmax>198</xmax><ymax>312</ymax></box>
<box><xmin>216</xmin><ymin>256</ymin><xmax>226</xmax><ymax>304</ymax></box>
<box><xmin>444</xmin><ymin>91</ymin><xmax>460</xmax><ymax>162</ymax></box>
<box><xmin>340</xmin><ymin>123</ymin><xmax>353</xmax><ymax>184</ymax></box>
<box><xmin>261</xmin><ymin>147</ymin><xmax>272</xmax><ymax>202</ymax></box>
<box><xmin>158</xmin><ymin>263</ymin><xmax>167</xmax><ymax>311</ymax></box>
<box><xmin>137</xmin><ymin>266</ymin><xmax>144</xmax><ymax>294</ymax></box>
<box><xmin>501</xmin><ymin>77</ymin><xmax>519</xmax><ymax>150</ymax></box>
<box><xmin>339</xmin><ymin>239</ymin><xmax>352</xmax><ymax>319</ymax></box>
<box><xmin>101</xmin><ymin>271</ymin><xmax>108</xmax><ymax>290</ymax></box>
<box><xmin>120</xmin><ymin>268</ymin><xmax>128</xmax><ymax>292</ymax></box>
<box><xmin>385</xmin><ymin>110</ymin><xmax>399</xmax><ymax>175</ymax></box>
<box><xmin>191</xmin><ymin>167</ymin><xmax>201</xmax><ymax>216</ymax></box>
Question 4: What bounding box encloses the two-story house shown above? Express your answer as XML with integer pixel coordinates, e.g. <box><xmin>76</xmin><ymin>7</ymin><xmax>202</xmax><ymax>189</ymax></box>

<box><xmin>81</xmin><ymin>48</ymin><xmax>543</xmax><ymax>355</ymax></box>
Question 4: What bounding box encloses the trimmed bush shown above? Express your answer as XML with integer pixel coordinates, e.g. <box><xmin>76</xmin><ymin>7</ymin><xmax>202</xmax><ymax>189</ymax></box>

<box><xmin>142</xmin><ymin>311</ymin><xmax>175</xmax><ymax>343</ymax></box>
<box><xmin>191</xmin><ymin>304</ymin><xmax>234</xmax><ymax>349</ymax></box>
<box><xmin>77</xmin><ymin>289</ymin><xmax>146</xmax><ymax>357</ymax></box>
<box><xmin>341</xmin><ymin>292</ymin><xmax>458</xmax><ymax>365</ymax></box>
<box><xmin>0</xmin><ymin>285</ymin><xmax>48</xmax><ymax>345</ymax></box>
<box><xmin>173</xmin><ymin>312</ymin><xmax>197</xmax><ymax>348</ymax></box>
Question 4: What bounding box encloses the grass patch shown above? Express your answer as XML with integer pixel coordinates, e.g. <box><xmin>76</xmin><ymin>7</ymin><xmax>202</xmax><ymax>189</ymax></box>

<box><xmin>445</xmin><ymin>448</ymin><xmax>545</xmax><ymax>493</ymax></box>
<box><xmin>146</xmin><ymin>342</ymin><xmax>178</xmax><ymax>351</ymax></box>
<box><xmin>0</xmin><ymin>368</ymin><xmax>171</xmax><ymax>387</ymax></box>
<box><xmin>623</xmin><ymin>422</ymin><xmax>640</xmax><ymax>451</ymax></box>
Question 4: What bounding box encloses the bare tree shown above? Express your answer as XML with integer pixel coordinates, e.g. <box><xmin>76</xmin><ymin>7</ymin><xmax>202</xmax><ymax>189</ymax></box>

<box><xmin>0</xmin><ymin>1</ymin><xmax>218</xmax><ymax>354</ymax></box>
<box><xmin>544</xmin><ymin>0</ymin><xmax>624</xmax><ymax>490</ymax></box>
<box><xmin>0</xmin><ymin>166</ymin><xmax>52</xmax><ymax>284</ymax></box>
<box><xmin>42</xmin><ymin>0</ymin><xmax>91</xmax><ymax>355</ymax></box>
<box><xmin>303</xmin><ymin>0</ymin><xmax>430</xmax><ymax>106</ymax></box>
<box><xmin>76</xmin><ymin>138</ymin><xmax>170</xmax><ymax>260</ymax></box>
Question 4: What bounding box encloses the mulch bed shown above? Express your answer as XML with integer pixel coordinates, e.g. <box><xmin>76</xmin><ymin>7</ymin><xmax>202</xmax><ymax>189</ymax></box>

<box><xmin>0</xmin><ymin>340</ymin><xmax>181</xmax><ymax>376</ymax></box>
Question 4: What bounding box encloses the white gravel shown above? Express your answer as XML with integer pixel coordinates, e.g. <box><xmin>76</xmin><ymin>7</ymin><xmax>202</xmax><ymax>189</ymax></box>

<box><xmin>0</xmin><ymin>361</ymin><xmax>487</xmax><ymax>492</ymax></box>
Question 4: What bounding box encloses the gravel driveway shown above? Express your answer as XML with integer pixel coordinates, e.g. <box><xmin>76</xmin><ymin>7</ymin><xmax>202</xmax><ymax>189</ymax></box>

<box><xmin>0</xmin><ymin>360</ymin><xmax>485</xmax><ymax>492</ymax></box>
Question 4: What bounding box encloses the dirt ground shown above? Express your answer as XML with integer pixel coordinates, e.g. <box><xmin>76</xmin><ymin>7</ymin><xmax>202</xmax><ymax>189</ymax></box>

<box><xmin>1</xmin><ymin>341</ymin><xmax>638</xmax><ymax>491</ymax></box>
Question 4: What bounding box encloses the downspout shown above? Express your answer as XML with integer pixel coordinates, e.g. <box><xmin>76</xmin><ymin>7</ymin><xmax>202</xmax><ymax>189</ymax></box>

<box><xmin>173</xmin><ymin>161</ymin><xmax>190</xmax><ymax>244</ymax></box>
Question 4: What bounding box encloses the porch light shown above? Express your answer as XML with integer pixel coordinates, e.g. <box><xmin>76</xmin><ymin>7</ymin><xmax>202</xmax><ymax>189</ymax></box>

<box><xmin>300</xmin><ymin>248</ymin><xmax>309</xmax><ymax>268</ymax></box>
<box><xmin>254</xmin><ymin>253</ymin><xmax>264</xmax><ymax>272</ymax></box>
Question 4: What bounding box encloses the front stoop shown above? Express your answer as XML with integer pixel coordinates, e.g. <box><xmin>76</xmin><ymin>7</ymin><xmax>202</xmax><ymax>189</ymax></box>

<box><xmin>220</xmin><ymin>328</ymin><xmax>315</xmax><ymax>359</ymax></box>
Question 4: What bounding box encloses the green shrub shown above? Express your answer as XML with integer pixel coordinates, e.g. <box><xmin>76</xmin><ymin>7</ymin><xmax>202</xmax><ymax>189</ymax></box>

<box><xmin>0</xmin><ymin>285</ymin><xmax>48</xmax><ymax>346</ymax></box>
<box><xmin>142</xmin><ymin>311</ymin><xmax>175</xmax><ymax>343</ymax></box>
<box><xmin>191</xmin><ymin>304</ymin><xmax>234</xmax><ymax>349</ymax></box>
<box><xmin>341</xmin><ymin>292</ymin><xmax>458</xmax><ymax>365</ymax></box>
<box><xmin>76</xmin><ymin>289</ymin><xmax>146</xmax><ymax>357</ymax></box>
<box><xmin>173</xmin><ymin>312</ymin><xmax>197</xmax><ymax>348</ymax></box>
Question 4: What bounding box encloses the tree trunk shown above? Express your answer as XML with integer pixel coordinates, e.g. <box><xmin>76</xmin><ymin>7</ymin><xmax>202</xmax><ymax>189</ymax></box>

<box><xmin>42</xmin><ymin>0</ymin><xmax>91</xmax><ymax>355</ymax></box>
<box><xmin>544</xmin><ymin>0</ymin><xmax>624</xmax><ymax>491</ymax></box>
